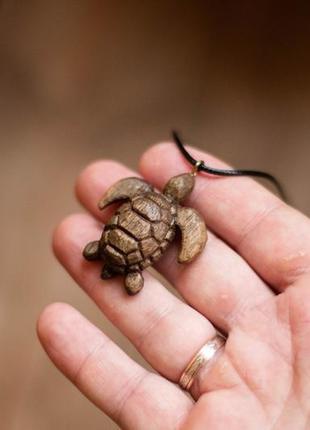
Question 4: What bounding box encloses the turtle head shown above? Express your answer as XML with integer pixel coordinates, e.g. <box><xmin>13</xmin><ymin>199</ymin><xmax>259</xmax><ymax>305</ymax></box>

<box><xmin>163</xmin><ymin>173</ymin><xmax>195</xmax><ymax>203</ymax></box>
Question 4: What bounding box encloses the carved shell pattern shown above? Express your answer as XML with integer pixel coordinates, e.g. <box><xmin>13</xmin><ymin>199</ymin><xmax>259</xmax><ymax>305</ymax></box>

<box><xmin>100</xmin><ymin>192</ymin><xmax>177</xmax><ymax>273</ymax></box>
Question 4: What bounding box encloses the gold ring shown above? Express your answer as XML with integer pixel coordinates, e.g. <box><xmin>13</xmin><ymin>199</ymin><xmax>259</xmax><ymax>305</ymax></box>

<box><xmin>179</xmin><ymin>334</ymin><xmax>226</xmax><ymax>391</ymax></box>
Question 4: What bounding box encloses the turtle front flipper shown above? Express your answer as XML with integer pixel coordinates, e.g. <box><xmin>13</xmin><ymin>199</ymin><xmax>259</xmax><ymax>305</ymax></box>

<box><xmin>176</xmin><ymin>207</ymin><xmax>207</xmax><ymax>263</ymax></box>
<box><xmin>98</xmin><ymin>177</ymin><xmax>153</xmax><ymax>210</ymax></box>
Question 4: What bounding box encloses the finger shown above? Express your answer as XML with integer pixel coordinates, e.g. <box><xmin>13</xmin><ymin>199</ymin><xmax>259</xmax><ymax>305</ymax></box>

<box><xmin>53</xmin><ymin>213</ymin><xmax>216</xmax><ymax>383</ymax></box>
<box><xmin>37</xmin><ymin>303</ymin><xmax>192</xmax><ymax>429</ymax></box>
<box><xmin>139</xmin><ymin>142</ymin><xmax>310</xmax><ymax>291</ymax></box>
<box><xmin>75</xmin><ymin>160</ymin><xmax>133</xmax><ymax>224</ymax></box>
<box><xmin>76</xmin><ymin>160</ymin><xmax>273</xmax><ymax>332</ymax></box>
<box><xmin>152</xmin><ymin>231</ymin><xmax>273</xmax><ymax>331</ymax></box>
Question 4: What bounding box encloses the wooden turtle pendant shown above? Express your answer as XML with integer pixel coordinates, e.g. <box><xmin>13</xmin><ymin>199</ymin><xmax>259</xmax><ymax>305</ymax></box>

<box><xmin>83</xmin><ymin>172</ymin><xmax>207</xmax><ymax>295</ymax></box>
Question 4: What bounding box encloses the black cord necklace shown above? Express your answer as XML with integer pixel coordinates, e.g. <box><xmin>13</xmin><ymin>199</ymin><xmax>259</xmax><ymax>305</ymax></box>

<box><xmin>172</xmin><ymin>130</ymin><xmax>287</xmax><ymax>202</ymax></box>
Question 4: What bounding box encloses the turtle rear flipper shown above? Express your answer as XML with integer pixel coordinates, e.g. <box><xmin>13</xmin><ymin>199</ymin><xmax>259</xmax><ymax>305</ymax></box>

<box><xmin>83</xmin><ymin>240</ymin><xmax>101</xmax><ymax>261</ymax></box>
<box><xmin>176</xmin><ymin>207</ymin><xmax>207</xmax><ymax>263</ymax></box>
<box><xmin>125</xmin><ymin>271</ymin><xmax>144</xmax><ymax>295</ymax></box>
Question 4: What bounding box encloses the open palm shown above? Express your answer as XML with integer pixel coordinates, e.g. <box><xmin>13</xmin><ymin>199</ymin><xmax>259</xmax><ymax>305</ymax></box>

<box><xmin>38</xmin><ymin>142</ymin><xmax>310</xmax><ymax>429</ymax></box>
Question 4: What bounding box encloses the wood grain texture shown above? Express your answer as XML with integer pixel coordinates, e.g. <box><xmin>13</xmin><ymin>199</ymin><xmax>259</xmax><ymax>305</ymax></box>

<box><xmin>132</xmin><ymin>196</ymin><xmax>161</xmax><ymax>221</ymax></box>
<box><xmin>98</xmin><ymin>177</ymin><xmax>153</xmax><ymax>210</ymax></box>
<box><xmin>176</xmin><ymin>207</ymin><xmax>208</xmax><ymax>263</ymax></box>
<box><xmin>107</xmin><ymin>229</ymin><xmax>138</xmax><ymax>253</ymax></box>
<box><xmin>82</xmin><ymin>240</ymin><xmax>100</xmax><ymax>260</ymax></box>
<box><xmin>118</xmin><ymin>208</ymin><xmax>152</xmax><ymax>240</ymax></box>
<box><xmin>163</xmin><ymin>173</ymin><xmax>195</xmax><ymax>202</ymax></box>
<box><xmin>125</xmin><ymin>272</ymin><xmax>144</xmax><ymax>295</ymax></box>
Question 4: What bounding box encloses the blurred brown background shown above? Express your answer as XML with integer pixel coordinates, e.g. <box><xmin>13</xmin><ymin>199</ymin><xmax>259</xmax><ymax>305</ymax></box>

<box><xmin>0</xmin><ymin>1</ymin><xmax>310</xmax><ymax>429</ymax></box>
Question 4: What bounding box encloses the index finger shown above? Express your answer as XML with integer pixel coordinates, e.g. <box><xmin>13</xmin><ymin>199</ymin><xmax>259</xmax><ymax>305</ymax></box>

<box><xmin>139</xmin><ymin>142</ymin><xmax>310</xmax><ymax>290</ymax></box>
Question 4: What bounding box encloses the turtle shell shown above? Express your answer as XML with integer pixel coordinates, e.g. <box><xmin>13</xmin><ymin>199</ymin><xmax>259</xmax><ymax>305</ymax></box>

<box><xmin>99</xmin><ymin>192</ymin><xmax>177</xmax><ymax>273</ymax></box>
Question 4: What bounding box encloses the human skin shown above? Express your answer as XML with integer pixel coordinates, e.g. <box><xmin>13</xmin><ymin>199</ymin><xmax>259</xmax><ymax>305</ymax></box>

<box><xmin>38</xmin><ymin>142</ymin><xmax>310</xmax><ymax>429</ymax></box>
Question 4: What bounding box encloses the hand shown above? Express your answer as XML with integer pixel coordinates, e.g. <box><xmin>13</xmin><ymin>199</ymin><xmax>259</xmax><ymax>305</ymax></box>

<box><xmin>37</xmin><ymin>142</ymin><xmax>310</xmax><ymax>429</ymax></box>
